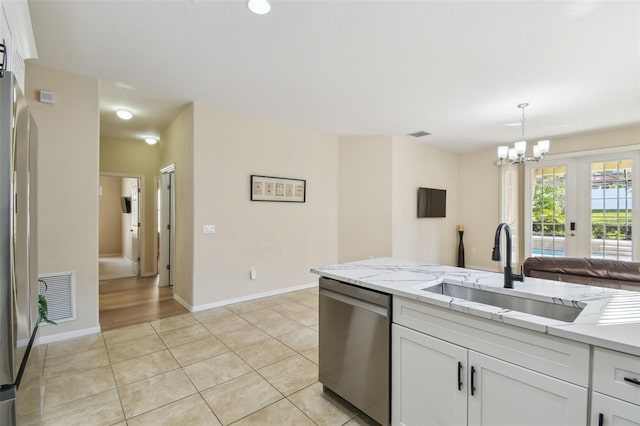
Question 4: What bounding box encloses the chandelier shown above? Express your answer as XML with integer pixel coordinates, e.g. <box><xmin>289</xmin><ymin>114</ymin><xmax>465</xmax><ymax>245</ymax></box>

<box><xmin>497</xmin><ymin>103</ymin><xmax>550</xmax><ymax>164</ymax></box>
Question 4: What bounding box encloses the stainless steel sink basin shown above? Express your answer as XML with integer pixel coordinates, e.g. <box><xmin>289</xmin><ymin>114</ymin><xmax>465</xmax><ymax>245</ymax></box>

<box><xmin>422</xmin><ymin>282</ymin><xmax>584</xmax><ymax>322</ymax></box>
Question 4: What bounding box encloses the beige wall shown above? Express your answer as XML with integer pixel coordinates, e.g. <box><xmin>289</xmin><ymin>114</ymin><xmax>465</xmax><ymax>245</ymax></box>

<box><xmin>338</xmin><ymin>136</ymin><xmax>393</xmax><ymax>262</ymax></box>
<box><xmin>100</xmin><ymin>136</ymin><xmax>161</xmax><ymax>275</ymax></box>
<box><xmin>160</xmin><ymin>104</ymin><xmax>194</xmax><ymax>306</ymax></box>
<box><xmin>190</xmin><ymin>103</ymin><xmax>338</xmax><ymax>308</ymax></box>
<box><xmin>458</xmin><ymin>124</ymin><xmax>640</xmax><ymax>271</ymax></box>
<box><xmin>391</xmin><ymin>136</ymin><xmax>460</xmax><ymax>265</ymax></box>
<box><xmin>26</xmin><ymin>63</ymin><xmax>100</xmax><ymax>336</ymax></box>
<box><xmin>98</xmin><ymin>176</ymin><xmax>122</xmax><ymax>255</ymax></box>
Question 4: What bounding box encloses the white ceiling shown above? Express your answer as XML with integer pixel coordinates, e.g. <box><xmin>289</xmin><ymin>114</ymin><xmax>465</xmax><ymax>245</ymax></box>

<box><xmin>27</xmin><ymin>0</ymin><xmax>640</xmax><ymax>153</ymax></box>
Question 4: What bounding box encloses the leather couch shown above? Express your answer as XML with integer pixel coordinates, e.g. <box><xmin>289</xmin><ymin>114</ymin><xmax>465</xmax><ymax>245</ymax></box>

<box><xmin>522</xmin><ymin>257</ymin><xmax>640</xmax><ymax>291</ymax></box>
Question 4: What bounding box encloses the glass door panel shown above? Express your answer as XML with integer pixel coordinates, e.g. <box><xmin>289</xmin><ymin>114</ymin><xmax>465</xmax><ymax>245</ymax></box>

<box><xmin>589</xmin><ymin>160</ymin><xmax>633</xmax><ymax>261</ymax></box>
<box><xmin>529</xmin><ymin>165</ymin><xmax>568</xmax><ymax>257</ymax></box>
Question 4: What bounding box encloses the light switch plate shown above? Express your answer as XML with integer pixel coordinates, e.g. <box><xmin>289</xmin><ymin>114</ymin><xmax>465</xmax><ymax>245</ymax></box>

<box><xmin>203</xmin><ymin>225</ymin><xmax>216</xmax><ymax>234</ymax></box>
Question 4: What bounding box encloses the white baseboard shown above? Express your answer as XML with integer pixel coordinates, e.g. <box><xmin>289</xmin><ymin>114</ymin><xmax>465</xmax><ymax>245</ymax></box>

<box><xmin>140</xmin><ymin>272</ymin><xmax>157</xmax><ymax>277</ymax></box>
<box><xmin>173</xmin><ymin>293</ymin><xmax>192</xmax><ymax>311</ymax></box>
<box><xmin>178</xmin><ymin>282</ymin><xmax>318</xmax><ymax>313</ymax></box>
<box><xmin>99</xmin><ymin>253</ymin><xmax>122</xmax><ymax>258</ymax></box>
<box><xmin>35</xmin><ymin>326</ymin><xmax>102</xmax><ymax>345</ymax></box>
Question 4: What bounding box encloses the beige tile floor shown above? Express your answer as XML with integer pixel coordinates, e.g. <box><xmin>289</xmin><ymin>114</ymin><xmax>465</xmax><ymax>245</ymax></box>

<box><xmin>16</xmin><ymin>287</ymin><xmax>379</xmax><ymax>426</ymax></box>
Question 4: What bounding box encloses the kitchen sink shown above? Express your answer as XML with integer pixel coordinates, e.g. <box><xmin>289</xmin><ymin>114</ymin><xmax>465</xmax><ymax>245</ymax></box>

<box><xmin>422</xmin><ymin>282</ymin><xmax>584</xmax><ymax>322</ymax></box>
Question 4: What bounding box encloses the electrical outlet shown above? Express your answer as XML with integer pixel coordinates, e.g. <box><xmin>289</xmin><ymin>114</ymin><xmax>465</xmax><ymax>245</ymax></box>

<box><xmin>203</xmin><ymin>225</ymin><xmax>216</xmax><ymax>234</ymax></box>
<box><xmin>250</xmin><ymin>267</ymin><xmax>257</xmax><ymax>280</ymax></box>
<box><xmin>472</xmin><ymin>247</ymin><xmax>477</xmax><ymax>254</ymax></box>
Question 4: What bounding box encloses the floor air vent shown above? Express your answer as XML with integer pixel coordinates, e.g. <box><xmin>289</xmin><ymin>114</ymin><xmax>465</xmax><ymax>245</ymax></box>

<box><xmin>38</xmin><ymin>271</ymin><xmax>76</xmax><ymax>324</ymax></box>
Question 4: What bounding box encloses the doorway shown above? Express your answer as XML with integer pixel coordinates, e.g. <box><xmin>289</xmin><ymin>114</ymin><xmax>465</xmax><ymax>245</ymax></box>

<box><xmin>98</xmin><ymin>174</ymin><xmax>143</xmax><ymax>280</ymax></box>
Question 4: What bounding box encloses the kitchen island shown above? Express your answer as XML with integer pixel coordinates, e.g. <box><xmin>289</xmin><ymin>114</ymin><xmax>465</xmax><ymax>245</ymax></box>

<box><xmin>312</xmin><ymin>258</ymin><xmax>640</xmax><ymax>426</ymax></box>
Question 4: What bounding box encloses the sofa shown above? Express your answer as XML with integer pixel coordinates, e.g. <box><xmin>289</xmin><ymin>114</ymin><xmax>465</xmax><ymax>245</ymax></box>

<box><xmin>522</xmin><ymin>256</ymin><xmax>640</xmax><ymax>292</ymax></box>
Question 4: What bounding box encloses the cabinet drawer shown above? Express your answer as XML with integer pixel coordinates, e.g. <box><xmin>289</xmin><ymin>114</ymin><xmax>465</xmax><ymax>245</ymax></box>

<box><xmin>393</xmin><ymin>296</ymin><xmax>590</xmax><ymax>386</ymax></box>
<box><xmin>591</xmin><ymin>392</ymin><xmax>640</xmax><ymax>426</ymax></box>
<box><xmin>593</xmin><ymin>347</ymin><xmax>640</xmax><ymax>405</ymax></box>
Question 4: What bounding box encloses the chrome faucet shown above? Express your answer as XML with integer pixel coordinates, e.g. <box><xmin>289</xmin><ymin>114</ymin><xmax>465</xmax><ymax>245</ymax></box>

<box><xmin>491</xmin><ymin>223</ymin><xmax>524</xmax><ymax>289</ymax></box>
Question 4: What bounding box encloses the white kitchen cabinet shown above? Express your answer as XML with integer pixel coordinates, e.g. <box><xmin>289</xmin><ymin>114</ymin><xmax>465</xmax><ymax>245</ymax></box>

<box><xmin>392</xmin><ymin>297</ymin><xmax>588</xmax><ymax>426</ymax></box>
<box><xmin>591</xmin><ymin>348</ymin><xmax>640</xmax><ymax>425</ymax></box>
<box><xmin>591</xmin><ymin>392</ymin><xmax>640</xmax><ymax>426</ymax></box>
<box><xmin>392</xmin><ymin>324</ymin><xmax>467</xmax><ymax>426</ymax></box>
<box><xmin>467</xmin><ymin>351</ymin><xmax>586</xmax><ymax>426</ymax></box>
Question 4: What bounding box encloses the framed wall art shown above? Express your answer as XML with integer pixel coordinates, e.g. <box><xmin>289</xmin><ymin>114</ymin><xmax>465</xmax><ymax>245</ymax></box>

<box><xmin>251</xmin><ymin>175</ymin><xmax>306</xmax><ymax>203</ymax></box>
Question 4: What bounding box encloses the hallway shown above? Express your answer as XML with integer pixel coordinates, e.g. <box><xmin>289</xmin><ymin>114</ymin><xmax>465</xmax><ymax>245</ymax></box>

<box><xmin>99</xmin><ymin>275</ymin><xmax>188</xmax><ymax>331</ymax></box>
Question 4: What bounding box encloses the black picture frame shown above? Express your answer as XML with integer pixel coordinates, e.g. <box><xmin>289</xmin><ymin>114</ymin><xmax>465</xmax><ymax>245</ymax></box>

<box><xmin>250</xmin><ymin>175</ymin><xmax>306</xmax><ymax>203</ymax></box>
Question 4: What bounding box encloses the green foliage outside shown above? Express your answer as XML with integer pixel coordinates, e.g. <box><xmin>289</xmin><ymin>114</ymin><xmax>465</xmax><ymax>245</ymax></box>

<box><xmin>531</xmin><ymin>178</ymin><xmax>565</xmax><ymax>236</ymax></box>
<box><xmin>531</xmin><ymin>178</ymin><xmax>631</xmax><ymax>240</ymax></box>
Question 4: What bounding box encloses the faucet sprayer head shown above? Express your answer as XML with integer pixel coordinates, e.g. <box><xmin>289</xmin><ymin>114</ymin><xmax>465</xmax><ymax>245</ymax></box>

<box><xmin>491</xmin><ymin>245</ymin><xmax>501</xmax><ymax>261</ymax></box>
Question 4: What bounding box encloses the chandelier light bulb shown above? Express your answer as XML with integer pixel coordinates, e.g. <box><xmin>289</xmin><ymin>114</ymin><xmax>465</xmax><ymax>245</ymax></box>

<box><xmin>497</xmin><ymin>146</ymin><xmax>509</xmax><ymax>159</ymax></box>
<box><xmin>514</xmin><ymin>140</ymin><xmax>527</xmax><ymax>155</ymax></box>
<box><xmin>537</xmin><ymin>140</ymin><xmax>550</xmax><ymax>154</ymax></box>
<box><xmin>508</xmin><ymin>148</ymin><xmax>517</xmax><ymax>161</ymax></box>
<box><xmin>533</xmin><ymin>144</ymin><xmax>541</xmax><ymax>159</ymax></box>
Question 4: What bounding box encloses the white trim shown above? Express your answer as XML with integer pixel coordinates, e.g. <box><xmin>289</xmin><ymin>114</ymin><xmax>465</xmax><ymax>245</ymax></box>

<box><xmin>34</xmin><ymin>326</ymin><xmax>101</xmax><ymax>345</ymax></box>
<box><xmin>160</xmin><ymin>163</ymin><xmax>175</xmax><ymax>173</ymax></box>
<box><xmin>178</xmin><ymin>282</ymin><xmax>318</xmax><ymax>313</ymax></box>
<box><xmin>140</xmin><ymin>272</ymin><xmax>157</xmax><ymax>278</ymax></box>
<box><xmin>544</xmin><ymin>145</ymin><xmax>640</xmax><ymax>161</ymax></box>
<box><xmin>173</xmin><ymin>293</ymin><xmax>192</xmax><ymax>311</ymax></box>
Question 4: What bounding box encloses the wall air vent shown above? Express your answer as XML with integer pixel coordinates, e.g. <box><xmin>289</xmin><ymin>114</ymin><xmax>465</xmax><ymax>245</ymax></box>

<box><xmin>407</xmin><ymin>131</ymin><xmax>431</xmax><ymax>138</ymax></box>
<box><xmin>38</xmin><ymin>271</ymin><xmax>76</xmax><ymax>324</ymax></box>
<box><xmin>39</xmin><ymin>90</ymin><xmax>55</xmax><ymax>104</ymax></box>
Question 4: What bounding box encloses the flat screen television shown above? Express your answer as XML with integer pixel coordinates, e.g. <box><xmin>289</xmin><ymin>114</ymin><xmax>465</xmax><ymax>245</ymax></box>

<box><xmin>120</xmin><ymin>196</ymin><xmax>132</xmax><ymax>214</ymax></box>
<box><xmin>417</xmin><ymin>187</ymin><xmax>446</xmax><ymax>218</ymax></box>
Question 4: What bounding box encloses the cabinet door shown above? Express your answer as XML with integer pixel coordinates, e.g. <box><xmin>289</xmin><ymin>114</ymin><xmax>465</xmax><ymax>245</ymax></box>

<box><xmin>467</xmin><ymin>351</ymin><xmax>587</xmax><ymax>426</ymax></box>
<box><xmin>592</xmin><ymin>392</ymin><xmax>640</xmax><ymax>426</ymax></box>
<box><xmin>392</xmin><ymin>324</ymin><xmax>467</xmax><ymax>426</ymax></box>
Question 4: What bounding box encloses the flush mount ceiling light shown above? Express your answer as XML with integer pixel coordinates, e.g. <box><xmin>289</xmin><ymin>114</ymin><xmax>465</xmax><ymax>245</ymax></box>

<box><xmin>116</xmin><ymin>109</ymin><xmax>133</xmax><ymax>120</ymax></box>
<box><xmin>247</xmin><ymin>0</ymin><xmax>271</xmax><ymax>15</ymax></box>
<box><xmin>497</xmin><ymin>103</ymin><xmax>550</xmax><ymax>165</ymax></box>
<box><xmin>144</xmin><ymin>137</ymin><xmax>158</xmax><ymax>145</ymax></box>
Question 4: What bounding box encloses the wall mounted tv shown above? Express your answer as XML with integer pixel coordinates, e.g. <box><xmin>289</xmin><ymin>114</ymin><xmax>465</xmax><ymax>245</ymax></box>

<box><xmin>417</xmin><ymin>187</ymin><xmax>446</xmax><ymax>218</ymax></box>
<box><xmin>120</xmin><ymin>196</ymin><xmax>132</xmax><ymax>214</ymax></box>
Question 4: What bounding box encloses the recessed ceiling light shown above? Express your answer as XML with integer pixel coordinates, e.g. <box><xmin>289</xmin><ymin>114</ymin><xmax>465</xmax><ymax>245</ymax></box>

<box><xmin>144</xmin><ymin>137</ymin><xmax>158</xmax><ymax>145</ymax></box>
<box><xmin>247</xmin><ymin>0</ymin><xmax>270</xmax><ymax>15</ymax></box>
<box><xmin>116</xmin><ymin>109</ymin><xmax>133</xmax><ymax>120</ymax></box>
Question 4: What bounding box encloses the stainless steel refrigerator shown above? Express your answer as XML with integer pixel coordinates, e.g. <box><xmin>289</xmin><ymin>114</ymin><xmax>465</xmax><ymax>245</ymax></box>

<box><xmin>0</xmin><ymin>70</ymin><xmax>41</xmax><ymax>425</ymax></box>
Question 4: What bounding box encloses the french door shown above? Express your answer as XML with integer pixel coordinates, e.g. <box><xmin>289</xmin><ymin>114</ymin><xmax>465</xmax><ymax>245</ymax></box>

<box><xmin>525</xmin><ymin>151</ymin><xmax>640</xmax><ymax>261</ymax></box>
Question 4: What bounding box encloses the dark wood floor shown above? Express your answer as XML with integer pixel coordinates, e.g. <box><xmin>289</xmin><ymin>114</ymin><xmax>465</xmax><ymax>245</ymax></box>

<box><xmin>99</xmin><ymin>275</ymin><xmax>188</xmax><ymax>331</ymax></box>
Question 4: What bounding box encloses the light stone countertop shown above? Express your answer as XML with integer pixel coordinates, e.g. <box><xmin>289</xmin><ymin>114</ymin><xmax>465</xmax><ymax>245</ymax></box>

<box><xmin>311</xmin><ymin>257</ymin><xmax>640</xmax><ymax>357</ymax></box>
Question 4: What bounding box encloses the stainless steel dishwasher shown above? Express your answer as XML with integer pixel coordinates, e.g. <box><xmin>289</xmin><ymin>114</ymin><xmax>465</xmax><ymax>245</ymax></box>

<box><xmin>319</xmin><ymin>277</ymin><xmax>391</xmax><ymax>426</ymax></box>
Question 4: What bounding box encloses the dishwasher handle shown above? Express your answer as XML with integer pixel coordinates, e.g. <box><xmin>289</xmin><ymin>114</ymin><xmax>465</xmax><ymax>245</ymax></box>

<box><xmin>320</xmin><ymin>288</ymin><xmax>389</xmax><ymax>317</ymax></box>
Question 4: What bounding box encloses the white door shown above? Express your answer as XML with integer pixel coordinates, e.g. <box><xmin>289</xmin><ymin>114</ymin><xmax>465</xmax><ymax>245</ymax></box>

<box><xmin>392</xmin><ymin>324</ymin><xmax>468</xmax><ymax>426</ymax></box>
<box><xmin>591</xmin><ymin>392</ymin><xmax>640</xmax><ymax>426</ymax></box>
<box><xmin>524</xmin><ymin>159</ymin><xmax>577</xmax><ymax>258</ymax></box>
<box><xmin>467</xmin><ymin>351</ymin><xmax>587</xmax><ymax>426</ymax></box>
<box><xmin>158</xmin><ymin>169</ymin><xmax>174</xmax><ymax>287</ymax></box>
<box><xmin>576</xmin><ymin>153</ymin><xmax>640</xmax><ymax>261</ymax></box>
<box><xmin>525</xmin><ymin>151</ymin><xmax>639</xmax><ymax>261</ymax></box>
<box><xmin>130</xmin><ymin>181</ymin><xmax>140</xmax><ymax>275</ymax></box>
